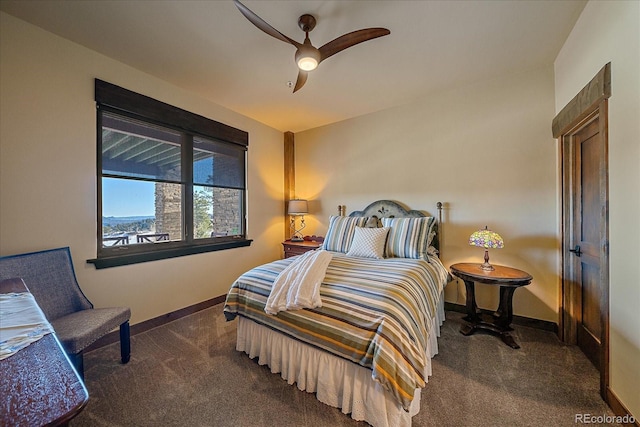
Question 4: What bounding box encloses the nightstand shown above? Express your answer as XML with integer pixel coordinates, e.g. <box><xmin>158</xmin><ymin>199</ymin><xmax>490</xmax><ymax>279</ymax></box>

<box><xmin>450</xmin><ymin>262</ymin><xmax>532</xmax><ymax>349</ymax></box>
<box><xmin>282</xmin><ymin>238</ymin><xmax>323</xmax><ymax>258</ymax></box>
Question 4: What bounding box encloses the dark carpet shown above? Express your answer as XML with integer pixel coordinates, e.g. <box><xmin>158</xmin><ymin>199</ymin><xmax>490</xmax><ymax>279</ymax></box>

<box><xmin>71</xmin><ymin>306</ymin><xmax>617</xmax><ymax>427</ymax></box>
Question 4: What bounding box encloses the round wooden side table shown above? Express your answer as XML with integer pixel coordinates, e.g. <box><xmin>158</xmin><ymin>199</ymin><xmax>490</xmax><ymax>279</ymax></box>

<box><xmin>450</xmin><ymin>262</ymin><xmax>533</xmax><ymax>349</ymax></box>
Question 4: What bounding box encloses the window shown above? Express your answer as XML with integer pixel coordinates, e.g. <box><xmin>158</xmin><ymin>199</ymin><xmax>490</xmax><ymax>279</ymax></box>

<box><xmin>89</xmin><ymin>80</ymin><xmax>250</xmax><ymax>268</ymax></box>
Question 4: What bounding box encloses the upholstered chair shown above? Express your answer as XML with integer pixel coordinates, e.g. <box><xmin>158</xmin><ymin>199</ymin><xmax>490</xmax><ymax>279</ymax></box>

<box><xmin>0</xmin><ymin>247</ymin><xmax>130</xmax><ymax>378</ymax></box>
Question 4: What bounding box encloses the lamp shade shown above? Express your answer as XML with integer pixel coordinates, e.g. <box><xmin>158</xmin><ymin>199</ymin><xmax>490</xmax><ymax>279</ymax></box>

<box><xmin>288</xmin><ymin>199</ymin><xmax>308</xmax><ymax>215</ymax></box>
<box><xmin>469</xmin><ymin>227</ymin><xmax>504</xmax><ymax>249</ymax></box>
<box><xmin>469</xmin><ymin>226</ymin><xmax>503</xmax><ymax>271</ymax></box>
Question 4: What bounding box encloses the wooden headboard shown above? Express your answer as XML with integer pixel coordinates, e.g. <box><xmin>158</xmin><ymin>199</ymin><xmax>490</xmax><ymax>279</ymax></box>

<box><xmin>338</xmin><ymin>200</ymin><xmax>444</xmax><ymax>257</ymax></box>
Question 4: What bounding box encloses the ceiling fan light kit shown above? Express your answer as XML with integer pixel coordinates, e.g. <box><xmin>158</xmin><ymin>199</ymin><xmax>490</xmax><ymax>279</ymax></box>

<box><xmin>233</xmin><ymin>0</ymin><xmax>390</xmax><ymax>92</ymax></box>
<box><xmin>295</xmin><ymin>45</ymin><xmax>321</xmax><ymax>71</ymax></box>
<box><xmin>297</xmin><ymin>56</ymin><xmax>318</xmax><ymax>71</ymax></box>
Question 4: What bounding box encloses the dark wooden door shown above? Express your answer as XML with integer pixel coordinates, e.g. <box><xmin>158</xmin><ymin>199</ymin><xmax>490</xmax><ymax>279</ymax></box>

<box><xmin>555</xmin><ymin>63</ymin><xmax>610</xmax><ymax>400</ymax></box>
<box><xmin>570</xmin><ymin>114</ymin><xmax>608</xmax><ymax>370</ymax></box>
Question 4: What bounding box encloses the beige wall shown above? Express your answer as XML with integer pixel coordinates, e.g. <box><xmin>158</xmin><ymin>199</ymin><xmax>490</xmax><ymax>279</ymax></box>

<box><xmin>296</xmin><ymin>65</ymin><xmax>559</xmax><ymax>323</ymax></box>
<box><xmin>0</xmin><ymin>12</ymin><xmax>285</xmax><ymax>324</ymax></box>
<box><xmin>3</xmin><ymin>2</ymin><xmax>636</xmax><ymax>417</ymax></box>
<box><xmin>554</xmin><ymin>0</ymin><xmax>640</xmax><ymax>418</ymax></box>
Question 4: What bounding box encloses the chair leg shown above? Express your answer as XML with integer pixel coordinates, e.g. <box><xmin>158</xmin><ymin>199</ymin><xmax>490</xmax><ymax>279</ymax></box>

<box><xmin>120</xmin><ymin>321</ymin><xmax>131</xmax><ymax>364</ymax></box>
<box><xmin>69</xmin><ymin>351</ymin><xmax>85</xmax><ymax>380</ymax></box>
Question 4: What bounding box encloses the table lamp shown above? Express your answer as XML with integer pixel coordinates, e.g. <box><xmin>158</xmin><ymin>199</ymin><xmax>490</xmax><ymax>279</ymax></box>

<box><xmin>288</xmin><ymin>199</ymin><xmax>308</xmax><ymax>242</ymax></box>
<box><xmin>469</xmin><ymin>226</ymin><xmax>504</xmax><ymax>271</ymax></box>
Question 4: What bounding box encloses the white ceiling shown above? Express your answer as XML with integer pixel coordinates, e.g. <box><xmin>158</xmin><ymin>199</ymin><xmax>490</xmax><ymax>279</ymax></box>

<box><xmin>0</xmin><ymin>0</ymin><xmax>586</xmax><ymax>133</ymax></box>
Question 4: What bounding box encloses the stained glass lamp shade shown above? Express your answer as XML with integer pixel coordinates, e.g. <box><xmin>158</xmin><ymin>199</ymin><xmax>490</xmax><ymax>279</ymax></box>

<box><xmin>469</xmin><ymin>226</ymin><xmax>504</xmax><ymax>271</ymax></box>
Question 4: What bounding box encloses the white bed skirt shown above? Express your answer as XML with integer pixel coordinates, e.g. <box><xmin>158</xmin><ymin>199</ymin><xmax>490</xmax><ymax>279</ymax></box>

<box><xmin>236</xmin><ymin>292</ymin><xmax>445</xmax><ymax>427</ymax></box>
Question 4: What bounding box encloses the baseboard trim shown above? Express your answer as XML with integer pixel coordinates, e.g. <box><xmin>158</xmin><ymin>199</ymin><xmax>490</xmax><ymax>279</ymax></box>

<box><xmin>85</xmin><ymin>295</ymin><xmax>226</xmax><ymax>353</ymax></box>
<box><xmin>444</xmin><ymin>302</ymin><xmax>558</xmax><ymax>333</ymax></box>
<box><xmin>88</xmin><ymin>298</ymin><xmax>557</xmax><ymax>353</ymax></box>
<box><xmin>606</xmin><ymin>387</ymin><xmax>638</xmax><ymax>426</ymax></box>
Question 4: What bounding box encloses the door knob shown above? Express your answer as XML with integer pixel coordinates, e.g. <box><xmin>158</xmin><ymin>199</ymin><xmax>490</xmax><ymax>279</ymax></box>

<box><xmin>569</xmin><ymin>245</ymin><xmax>582</xmax><ymax>257</ymax></box>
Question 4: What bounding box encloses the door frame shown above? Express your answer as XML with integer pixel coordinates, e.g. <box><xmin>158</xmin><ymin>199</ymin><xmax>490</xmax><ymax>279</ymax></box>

<box><xmin>552</xmin><ymin>63</ymin><xmax>610</xmax><ymax>399</ymax></box>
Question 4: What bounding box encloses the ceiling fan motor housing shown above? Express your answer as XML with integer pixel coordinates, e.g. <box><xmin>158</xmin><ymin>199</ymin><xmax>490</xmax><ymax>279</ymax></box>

<box><xmin>295</xmin><ymin>43</ymin><xmax>321</xmax><ymax>71</ymax></box>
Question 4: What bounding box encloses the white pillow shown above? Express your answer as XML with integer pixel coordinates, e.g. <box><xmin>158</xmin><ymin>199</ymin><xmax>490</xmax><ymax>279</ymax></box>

<box><xmin>346</xmin><ymin>226</ymin><xmax>390</xmax><ymax>259</ymax></box>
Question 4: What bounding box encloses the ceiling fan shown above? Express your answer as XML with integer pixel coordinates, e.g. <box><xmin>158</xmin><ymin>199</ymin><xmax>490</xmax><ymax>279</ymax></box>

<box><xmin>233</xmin><ymin>0</ymin><xmax>390</xmax><ymax>93</ymax></box>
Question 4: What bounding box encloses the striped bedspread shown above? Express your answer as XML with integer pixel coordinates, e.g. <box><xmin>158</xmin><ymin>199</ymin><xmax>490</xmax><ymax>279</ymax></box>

<box><xmin>223</xmin><ymin>252</ymin><xmax>449</xmax><ymax>411</ymax></box>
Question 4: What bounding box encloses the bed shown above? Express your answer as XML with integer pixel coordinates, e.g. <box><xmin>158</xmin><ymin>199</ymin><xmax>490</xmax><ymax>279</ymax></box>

<box><xmin>223</xmin><ymin>200</ymin><xmax>449</xmax><ymax>427</ymax></box>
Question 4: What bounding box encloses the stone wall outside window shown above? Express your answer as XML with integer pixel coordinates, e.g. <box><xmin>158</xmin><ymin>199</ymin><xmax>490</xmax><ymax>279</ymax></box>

<box><xmin>154</xmin><ymin>185</ymin><xmax>240</xmax><ymax>238</ymax></box>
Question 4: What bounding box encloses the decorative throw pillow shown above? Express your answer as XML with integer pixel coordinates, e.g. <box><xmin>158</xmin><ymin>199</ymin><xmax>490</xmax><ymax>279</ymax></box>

<box><xmin>346</xmin><ymin>226</ymin><xmax>390</xmax><ymax>259</ymax></box>
<box><xmin>322</xmin><ymin>216</ymin><xmax>368</xmax><ymax>253</ymax></box>
<box><xmin>382</xmin><ymin>216</ymin><xmax>435</xmax><ymax>259</ymax></box>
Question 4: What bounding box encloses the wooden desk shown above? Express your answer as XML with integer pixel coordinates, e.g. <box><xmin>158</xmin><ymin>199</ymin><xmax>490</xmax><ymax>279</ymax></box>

<box><xmin>450</xmin><ymin>263</ymin><xmax>532</xmax><ymax>349</ymax></box>
<box><xmin>0</xmin><ymin>278</ymin><xmax>89</xmax><ymax>426</ymax></box>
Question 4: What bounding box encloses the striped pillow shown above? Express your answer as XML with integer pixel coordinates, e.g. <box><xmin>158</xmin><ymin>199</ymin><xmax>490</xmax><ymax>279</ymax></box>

<box><xmin>346</xmin><ymin>226</ymin><xmax>390</xmax><ymax>259</ymax></box>
<box><xmin>322</xmin><ymin>216</ymin><xmax>368</xmax><ymax>253</ymax></box>
<box><xmin>382</xmin><ymin>217</ymin><xmax>435</xmax><ymax>259</ymax></box>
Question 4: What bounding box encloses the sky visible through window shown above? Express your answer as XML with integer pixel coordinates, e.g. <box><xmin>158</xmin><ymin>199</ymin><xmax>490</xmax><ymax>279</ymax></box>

<box><xmin>102</xmin><ymin>178</ymin><xmax>155</xmax><ymax>217</ymax></box>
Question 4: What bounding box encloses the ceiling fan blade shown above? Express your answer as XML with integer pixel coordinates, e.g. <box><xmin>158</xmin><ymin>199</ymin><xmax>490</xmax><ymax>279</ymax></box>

<box><xmin>293</xmin><ymin>71</ymin><xmax>308</xmax><ymax>93</ymax></box>
<box><xmin>233</xmin><ymin>0</ymin><xmax>301</xmax><ymax>48</ymax></box>
<box><xmin>319</xmin><ymin>28</ymin><xmax>390</xmax><ymax>62</ymax></box>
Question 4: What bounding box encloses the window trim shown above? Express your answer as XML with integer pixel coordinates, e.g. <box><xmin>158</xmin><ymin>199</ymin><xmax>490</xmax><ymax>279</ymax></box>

<box><xmin>87</xmin><ymin>239</ymin><xmax>252</xmax><ymax>269</ymax></box>
<box><xmin>89</xmin><ymin>80</ymin><xmax>251</xmax><ymax>268</ymax></box>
